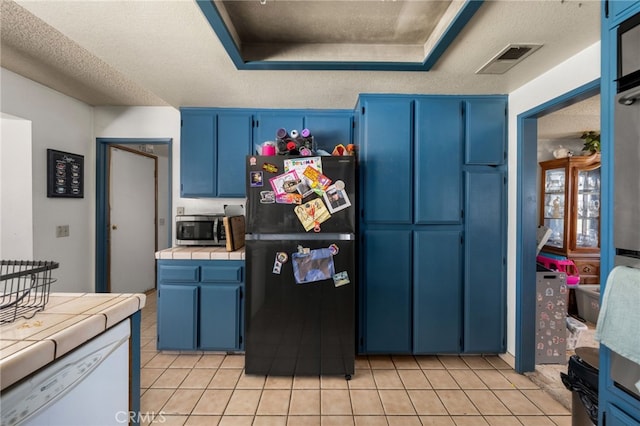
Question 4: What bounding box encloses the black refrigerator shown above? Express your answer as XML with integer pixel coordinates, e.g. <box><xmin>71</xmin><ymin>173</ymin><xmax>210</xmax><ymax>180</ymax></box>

<box><xmin>245</xmin><ymin>155</ymin><xmax>357</xmax><ymax>378</ymax></box>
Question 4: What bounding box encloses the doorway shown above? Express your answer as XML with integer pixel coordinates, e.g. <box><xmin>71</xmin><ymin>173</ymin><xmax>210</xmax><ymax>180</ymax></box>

<box><xmin>108</xmin><ymin>145</ymin><xmax>156</xmax><ymax>293</ymax></box>
<box><xmin>96</xmin><ymin>138</ymin><xmax>172</xmax><ymax>293</ymax></box>
<box><xmin>515</xmin><ymin>79</ymin><xmax>600</xmax><ymax>373</ymax></box>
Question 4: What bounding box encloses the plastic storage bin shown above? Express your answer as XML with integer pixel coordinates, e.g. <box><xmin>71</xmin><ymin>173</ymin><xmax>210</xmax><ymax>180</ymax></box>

<box><xmin>566</xmin><ymin>316</ymin><xmax>589</xmax><ymax>351</ymax></box>
<box><xmin>535</xmin><ymin>267</ymin><xmax>568</xmax><ymax>364</ymax></box>
<box><xmin>537</xmin><ymin>254</ymin><xmax>580</xmax><ymax>286</ymax></box>
<box><xmin>575</xmin><ymin>285</ymin><xmax>600</xmax><ymax>324</ymax></box>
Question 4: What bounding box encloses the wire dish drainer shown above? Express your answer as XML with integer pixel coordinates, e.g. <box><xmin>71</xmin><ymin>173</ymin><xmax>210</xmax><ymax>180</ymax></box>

<box><xmin>0</xmin><ymin>260</ymin><xmax>59</xmax><ymax>324</ymax></box>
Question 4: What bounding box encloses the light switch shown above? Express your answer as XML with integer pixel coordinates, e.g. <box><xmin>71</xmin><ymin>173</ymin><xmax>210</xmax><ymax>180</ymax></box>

<box><xmin>56</xmin><ymin>225</ymin><xmax>69</xmax><ymax>238</ymax></box>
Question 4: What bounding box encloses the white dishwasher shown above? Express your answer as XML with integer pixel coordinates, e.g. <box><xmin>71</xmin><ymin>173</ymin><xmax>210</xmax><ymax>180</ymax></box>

<box><xmin>1</xmin><ymin>319</ymin><xmax>130</xmax><ymax>426</ymax></box>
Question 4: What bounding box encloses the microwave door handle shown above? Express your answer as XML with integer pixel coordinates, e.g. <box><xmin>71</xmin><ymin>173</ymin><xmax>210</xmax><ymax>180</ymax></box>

<box><xmin>619</xmin><ymin>86</ymin><xmax>640</xmax><ymax>105</ymax></box>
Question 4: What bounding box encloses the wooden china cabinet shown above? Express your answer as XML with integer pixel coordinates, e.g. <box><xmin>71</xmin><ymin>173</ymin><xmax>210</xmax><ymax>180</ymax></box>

<box><xmin>539</xmin><ymin>153</ymin><xmax>601</xmax><ymax>284</ymax></box>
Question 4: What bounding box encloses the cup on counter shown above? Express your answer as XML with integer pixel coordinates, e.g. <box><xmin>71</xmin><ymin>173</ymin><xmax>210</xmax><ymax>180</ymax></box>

<box><xmin>262</xmin><ymin>141</ymin><xmax>276</xmax><ymax>156</ymax></box>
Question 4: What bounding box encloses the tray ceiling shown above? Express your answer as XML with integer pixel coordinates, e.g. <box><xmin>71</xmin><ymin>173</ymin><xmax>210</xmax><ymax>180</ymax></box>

<box><xmin>201</xmin><ymin>0</ymin><xmax>479</xmax><ymax>69</ymax></box>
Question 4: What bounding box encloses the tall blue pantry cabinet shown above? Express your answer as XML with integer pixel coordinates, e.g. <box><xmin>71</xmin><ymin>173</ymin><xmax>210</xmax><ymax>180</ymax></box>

<box><xmin>599</xmin><ymin>1</ymin><xmax>640</xmax><ymax>424</ymax></box>
<box><xmin>356</xmin><ymin>94</ymin><xmax>507</xmax><ymax>355</ymax></box>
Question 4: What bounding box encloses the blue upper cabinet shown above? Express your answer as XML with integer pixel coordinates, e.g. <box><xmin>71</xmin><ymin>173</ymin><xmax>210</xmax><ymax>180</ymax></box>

<box><xmin>464</xmin><ymin>98</ymin><xmax>507</xmax><ymax>165</ymax></box>
<box><xmin>180</xmin><ymin>110</ymin><xmax>217</xmax><ymax>197</ymax></box>
<box><xmin>255</xmin><ymin>112</ymin><xmax>304</xmax><ymax>148</ymax></box>
<box><xmin>303</xmin><ymin>112</ymin><xmax>353</xmax><ymax>152</ymax></box>
<box><xmin>607</xmin><ymin>0</ymin><xmax>640</xmax><ymax>26</ymax></box>
<box><xmin>217</xmin><ymin>111</ymin><xmax>253</xmax><ymax>197</ymax></box>
<box><xmin>181</xmin><ymin>108</ymin><xmax>353</xmax><ymax>198</ymax></box>
<box><xmin>359</xmin><ymin>96</ymin><xmax>413</xmax><ymax>224</ymax></box>
<box><xmin>255</xmin><ymin>110</ymin><xmax>353</xmax><ymax>153</ymax></box>
<box><xmin>415</xmin><ymin>98</ymin><xmax>463</xmax><ymax>224</ymax></box>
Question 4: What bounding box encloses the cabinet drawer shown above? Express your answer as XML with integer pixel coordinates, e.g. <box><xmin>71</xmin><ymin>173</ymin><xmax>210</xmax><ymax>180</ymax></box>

<box><xmin>201</xmin><ymin>265</ymin><xmax>243</xmax><ymax>283</ymax></box>
<box><xmin>572</xmin><ymin>259</ymin><xmax>600</xmax><ymax>279</ymax></box>
<box><xmin>158</xmin><ymin>265</ymin><xmax>200</xmax><ymax>282</ymax></box>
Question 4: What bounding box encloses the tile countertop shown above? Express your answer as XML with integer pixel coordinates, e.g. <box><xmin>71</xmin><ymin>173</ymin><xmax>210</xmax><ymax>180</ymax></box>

<box><xmin>155</xmin><ymin>246</ymin><xmax>245</xmax><ymax>260</ymax></box>
<box><xmin>0</xmin><ymin>292</ymin><xmax>146</xmax><ymax>390</ymax></box>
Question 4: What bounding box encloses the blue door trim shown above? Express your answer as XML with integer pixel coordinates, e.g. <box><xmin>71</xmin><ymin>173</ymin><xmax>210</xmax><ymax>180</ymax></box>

<box><xmin>515</xmin><ymin>79</ymin><xmax>600</xmax><ymax>373</ymax></box>
<box><xmin>95</xmin><ymin>138</ymin><xmax>172</xmax><ymax>293</ymax></box>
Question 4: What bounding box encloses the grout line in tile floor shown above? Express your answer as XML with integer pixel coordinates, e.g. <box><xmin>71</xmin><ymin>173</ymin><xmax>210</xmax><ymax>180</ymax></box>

<box><xmin>139</xmin><ymin>292</ymin><xmax>571</xmax><ymax>426</ymax></box>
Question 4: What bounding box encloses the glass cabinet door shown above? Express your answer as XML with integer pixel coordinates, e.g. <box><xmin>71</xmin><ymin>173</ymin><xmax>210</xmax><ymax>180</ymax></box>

<box><xmin>543</xmin><ymin>168</ymin><xmax>566</xmax><ymax>248</ymax></box>
<box><xmin>575</xmin><ymin>167</ymin><xmax>600</xmax><ymax>249</ymax></box>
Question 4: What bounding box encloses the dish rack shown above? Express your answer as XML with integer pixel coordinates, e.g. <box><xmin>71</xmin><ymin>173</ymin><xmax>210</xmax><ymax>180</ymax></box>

<box><xmin>0</xmin><ymin>260</ymin><xmax>59</xmax><ymax>324</ymax></box>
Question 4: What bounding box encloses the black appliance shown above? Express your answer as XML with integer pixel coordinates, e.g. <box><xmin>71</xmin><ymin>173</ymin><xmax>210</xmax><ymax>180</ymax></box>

<box><xmin>617</xmin><ymin>11</ymin><xmax>640</xmax><ymax>94</ymax></box>
<box><xmin>244</xmin><ymin>155</ymin><xmax>357</xmax><ymax>378</ymax></box>
<box><xmin>614</xmin><ymin>10</ymin><xmax>640</xmax><ymax>262</ymax></box>
<box><xmin>612</xmin><ymin>9</ymin><xmax>640</xmax><ymax>404</ymax></box>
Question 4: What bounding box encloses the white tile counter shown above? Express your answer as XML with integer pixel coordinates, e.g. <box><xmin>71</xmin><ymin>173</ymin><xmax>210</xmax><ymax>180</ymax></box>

<box><xmin>0</xmin><ymin>292</ymin><xmax>145</xmax><ymax>390</ymax></box>
<box><xmin>155</xmin><ymin>246</ymin><xmax>245</xmax><ymax>260</ymax></box>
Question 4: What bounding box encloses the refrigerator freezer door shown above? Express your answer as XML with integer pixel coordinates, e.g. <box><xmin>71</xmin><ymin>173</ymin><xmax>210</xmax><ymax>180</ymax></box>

<box><xmin>245</xmin><ymin>239</ymin><xmax>355</xmax><ymax>377</ymax></box>
<box><xmin>614</xmin><ymin>88</ymin><xmax>640</xmax><ymax>254</ymax></box>
<box><xmin>246</xmin><ymin>156</ymin><xmax>357</xmax><ymax>235</ymax></box>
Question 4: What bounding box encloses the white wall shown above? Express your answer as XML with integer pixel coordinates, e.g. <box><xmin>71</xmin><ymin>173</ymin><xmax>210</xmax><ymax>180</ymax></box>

<box><xmin>94</xmin><ymin>107</ymin><xmax>244</xmax><ymax>246</ymax></box>
<box><xmin>506</xmin><ymin>42</ymin><xmax>601</xmax><ymax>356</ymax></box>
<box><xmin>0</xmin><ymin>113</ymin><xmax>33</xmax><ymax>260</ymax></box>
<box><xmin>1</xmin><ymin>69</ymin><xmax>95</xmax><ymax>292</ymax></box>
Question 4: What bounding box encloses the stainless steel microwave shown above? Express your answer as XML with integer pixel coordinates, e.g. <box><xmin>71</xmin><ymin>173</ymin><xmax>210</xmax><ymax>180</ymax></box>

<box><xmin>175</xmin><ymin>215</ymin><xmax>226</xmax><ymax>246</ymax></box>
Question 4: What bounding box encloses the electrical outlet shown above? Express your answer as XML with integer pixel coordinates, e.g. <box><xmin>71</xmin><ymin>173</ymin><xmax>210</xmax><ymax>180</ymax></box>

<box><xmin>176</xmin><ymin>207</ymin><xmax>185</xmax><ymax>215</ymax></box>
<box><xmin>56</xmin><ymin>225</ymin><xmax>69</xmax><ymax>238</ymax></box>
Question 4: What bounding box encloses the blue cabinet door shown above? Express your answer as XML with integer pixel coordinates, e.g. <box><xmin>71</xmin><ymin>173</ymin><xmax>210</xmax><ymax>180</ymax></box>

<box><xmin>363</xmin><ymin>229</ymin><xmax>412</xmax><ymax>353</ymax></box>
<box><xmin>606</xmin><ymin>403</ymin><xmax>640</xmax><ymax>426</ymax></box>
<box><xmin>180</xmin><ymin>111</ymin><xmax>217</xmax><ymax>197</ymax></box>
<box><xmin>255</xmin><ymin>112</ymin><xmax>304</xmax><ymax>147</ymax></box>
<box><xmin>608</xmin><ymin>0</ymin><xmax>640</xmax><ymax>24</ymax></box>
<box><xmin>217</xmin><ymin>111</ymin><xmax>253</xmax><ymax>197</ymax></box>
<box><xmin>360</xmin><ymin>97</ymin><xmax>413</xmax><ymax>224</ymax></box>
<box><xmin>464</xmin><ymin>170</ymin><xmax>506</xmax><ymax>353</ymax></box>
<box><xmin>199</xmin><ymin>284</ymin><xmax>242</xmax><ymax>350</ymax></box>
<box><xmin>415</xmin><ymin>98</ymin><xmax>463</xmax><ymax>224</ymax></box>
<box><xmin>157</xmin><ymin>284</ymin><xmax>198</xmax><ymax>350</ymax></box>
<box><xmin>303</xmin><ymin>112</ymin><xmax>353</xmax><ymax>152</ymax></box>
<box><xmin>464</xmin><ymin>98</ymin><xmax>507</xmax><ymax>165</ymax></box>
<box><xmin>414</xmin><ymin>230</ymin><xmax>463</xmax><ymax>353</ymax></box>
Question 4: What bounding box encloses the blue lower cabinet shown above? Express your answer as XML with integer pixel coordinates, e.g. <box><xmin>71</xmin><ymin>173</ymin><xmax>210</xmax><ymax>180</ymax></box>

<box><xmin>464</xmin><ymin>170</ymin><xmax>506</xmax><ymax>353</ymax></box>
<box><xmin>606</xmin><ymin>403</ymin><xmax>640</xmax><ymax>426</ymax></box>
<box><xmin>157</xmin><ymin>260</ymin><xmax>244</xmax><ymax>351</ymax></box>
<box><xmin>157</xmin><ymin>284</ymin><xmax>198</xmax><ymax>350</ymax></box>
<box><xmin>363</xmin><ymin>230</ymin><xmax>412</xmax><ymax>353</ymax></box>
<box><xmin>199</xmin><ymin>284</ymin><xmax>242</xmax><ymax>350</ymax></box>
<box><xmin>414</xmin><ymin>230</ymin><xmax>463</xmax><ymax>353</ymax></box>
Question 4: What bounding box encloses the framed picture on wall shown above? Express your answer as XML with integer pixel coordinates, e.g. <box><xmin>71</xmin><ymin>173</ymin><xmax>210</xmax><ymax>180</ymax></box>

<box><xmin>47</xmin><ymin>149</ymin><xmax>84</xmax><ymax>198</ymax></box>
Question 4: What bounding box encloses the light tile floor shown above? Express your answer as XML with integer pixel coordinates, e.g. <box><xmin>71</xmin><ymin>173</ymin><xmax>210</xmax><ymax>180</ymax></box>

<box><xmin>139</xmin><ymin>292</ymin><xmax>571</xmax><ymax>425</ymax></box>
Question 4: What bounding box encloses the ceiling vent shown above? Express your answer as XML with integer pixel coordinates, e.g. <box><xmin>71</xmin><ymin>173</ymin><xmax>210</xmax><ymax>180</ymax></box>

<box><xmin>476</xmin><ymin>44</ymin><xmax>542</xmax><ymax>75</ymax></box>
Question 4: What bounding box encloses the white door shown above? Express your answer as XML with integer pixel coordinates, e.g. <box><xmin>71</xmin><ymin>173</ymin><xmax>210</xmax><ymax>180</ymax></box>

<box><xmin>109</xmin><ymin>146</ymin><xmax>156</xmax><ymax>294</ymax></box>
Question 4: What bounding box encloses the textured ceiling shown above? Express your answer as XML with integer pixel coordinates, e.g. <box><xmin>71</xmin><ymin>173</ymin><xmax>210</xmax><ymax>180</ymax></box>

<box><xmin>0</xmin><ymin>0</ymin><xmax>169</xmax><ymax>107</ymax></box>
<box><xmin>538</xmin><ymin>94</ymin><xmax>601</xmax><ymax>140</ymax></box>
<box><xmin>1</xmin><ymin>0</ymin><xmax>600</xmax><ymax>117</ymax></box>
